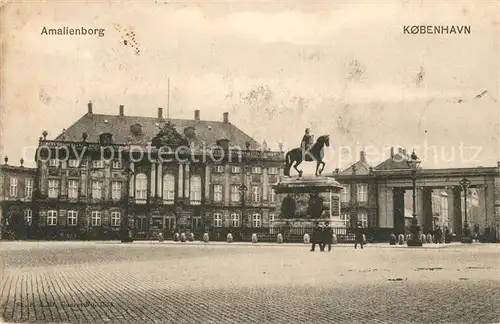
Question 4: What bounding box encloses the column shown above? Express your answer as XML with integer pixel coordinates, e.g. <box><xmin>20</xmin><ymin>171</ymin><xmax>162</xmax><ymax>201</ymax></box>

<box><xmin>149</xmin><ymin>163</ymin><xmax>156</xmax><ymax>198</ymax></box>
<box><xmin>178</xmin><ymin>163</ymin><xmax>184</xmax><ymax>198</ymax></box>
<box><xmin>451</xmin><ymin>186</ymin><xmax>462</xmax><ymax>239</ymax></box>
<box><xmin>129</xmin><ymin>162</ymin><xmax>135</xmax><ymax>197</ymax></box>
<box><xmin>392</xmin><ymin>188</ymin><xmax>405</xmax><ymax>235</ymax></box>
<box><xmin>205</xmin><ymin>165</ymin><xmax>210</xmax><ymax>201</ymax></box>
<box><xmin>184</xmin><ymin>163</ymin><xmax>190</xmax><ymax>199</ymax></box>
<box><xmin>41</xmin><ymin>161</ymin><xmax>48</xmax><ymax>195</ymax></box>
<box><xmin>103</xmin><ymin>162</ymin><xmax>111</xmax><ymax>201</ymax></box>
<box><xmin>224</xmin><ymin>165</ymin><xmax>229</xmax><ymax>207</ymax></box>
<box><xmin>263</xmin><ymin>168</ymin><xmax>268</xmax><ymax>202</ymax></box>
<box><xmin>61</xmin><ymin>161</ymin><xmax>68</xmax><ymax>198</ymax></box>
<box><xmin>477</xmin><ymin>186</ymin><xmax>487</xmax><ymax>228</ymax></box>
<box><xmin>156</xmin><ymin>162</ymin><xmax>162</xmax><ymax>198</ymax></box>
<box><xmin>377</xmin><ymin>184</ymin><xmax>389</xmax><ymax>228</ymax></box>
<box><xmin>349</xmin><ymin>183</ymin><xmax>358</xmax><ymax>227</ymax></box>
<box><xmin>419</xmin><ymin>188</ymin><xmax>433</xmax><ymax>235</ymax></box>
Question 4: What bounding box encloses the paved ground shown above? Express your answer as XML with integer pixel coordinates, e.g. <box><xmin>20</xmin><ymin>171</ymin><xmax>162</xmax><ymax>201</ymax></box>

<box><xmin>1</xmin><ymin>241</ymin><xmax>499</xmax><ymax>324</ymax></box>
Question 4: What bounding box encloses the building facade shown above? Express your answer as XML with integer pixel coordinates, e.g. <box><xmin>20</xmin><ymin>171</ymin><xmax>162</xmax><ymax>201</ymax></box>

<box><xmin>33</xmin><ymin>102</ymin><xmax>283</xmax><ymax>239</ymax></box>
<box><xmin>0</xmin><ymin>157</ymin><xmax>36</xmax><ymax>239</ymax></box>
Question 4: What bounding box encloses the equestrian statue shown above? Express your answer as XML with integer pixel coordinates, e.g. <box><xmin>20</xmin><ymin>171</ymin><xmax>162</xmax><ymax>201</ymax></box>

<box><xmin>284</xmin><ymin>128</ymin><xmax>330</xmax><ymax>177</ymax></box>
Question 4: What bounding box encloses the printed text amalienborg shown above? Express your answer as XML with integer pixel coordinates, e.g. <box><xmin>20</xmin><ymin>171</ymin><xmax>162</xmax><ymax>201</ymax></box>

<box><xmin>41</xmin><ymin>27</ymin><xmax>105</xmax><ymax>37</ymax></box>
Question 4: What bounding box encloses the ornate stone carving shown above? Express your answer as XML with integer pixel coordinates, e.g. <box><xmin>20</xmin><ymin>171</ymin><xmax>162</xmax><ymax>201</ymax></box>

<box><xmin>151</xmin><ymin>121</ymin><xmax>188</xmax><ymax>148</ymax></box>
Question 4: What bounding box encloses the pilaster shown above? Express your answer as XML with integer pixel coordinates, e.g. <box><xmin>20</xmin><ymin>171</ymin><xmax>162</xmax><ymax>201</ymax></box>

<box><xmin>205</xmin><ymin>165</ymin><xmax>210</xmax><ymax>201</ymax></box>
<box><xmin>184</xmin><ymin>163</ymin><xmax>190</xmax><ymax>199</ymax></box>
<box><xmin>150</xmin><ymin>163</ymin><xmax>156</xmax><ymax>198</ymax></box>
<box><xmin>178</xmin><ymin>163</ymin><xmax>184</xmax><ymax>198</ymax></box>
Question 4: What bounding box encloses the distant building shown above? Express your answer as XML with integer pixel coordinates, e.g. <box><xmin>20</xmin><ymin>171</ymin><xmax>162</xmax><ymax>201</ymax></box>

<box><xmin>0</xmin><ymin>157</ymin><xmax>36</xmax><ymax>239</ymax></box>
<box><xmin>32</xmin><ymin>102</ymin><xmax>283</xmax><ymax>239</ymax></box>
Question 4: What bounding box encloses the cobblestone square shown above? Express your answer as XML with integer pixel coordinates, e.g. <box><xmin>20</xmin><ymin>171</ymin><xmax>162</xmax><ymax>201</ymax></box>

<box><xmin>1</xmin><ymin>241</ymin><xmax>499</xmax><ymax>323</ymax></box>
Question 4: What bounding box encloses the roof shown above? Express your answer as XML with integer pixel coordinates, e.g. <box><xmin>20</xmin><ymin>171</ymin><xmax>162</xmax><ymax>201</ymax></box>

<box><xmin>54</xmin><ymin>113</ymin><xmax>261</xmax><ymax>149</ymax></box>
<box><xmin>339</xmin><ymin>160</ymin><xmax>371</xmax><ymax>176</ymax></box>
<box><xmin>374</xmin><ymin>152</ymin><xmax>410</xmax><ymax>170</ymax></box>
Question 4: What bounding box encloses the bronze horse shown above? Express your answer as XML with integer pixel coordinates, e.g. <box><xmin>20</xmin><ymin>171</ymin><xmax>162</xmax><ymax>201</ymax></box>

<box><xmin>284</xmin><ymin>135</ymin><xmax>329</xmax><ymax>177</ymax></box>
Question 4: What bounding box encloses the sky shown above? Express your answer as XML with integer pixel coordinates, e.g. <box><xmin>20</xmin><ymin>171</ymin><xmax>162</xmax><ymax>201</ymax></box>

<box><xmin>1</xmin><ymin>1</ymin><xmax>499</xmax><ymax>173</ymax></box>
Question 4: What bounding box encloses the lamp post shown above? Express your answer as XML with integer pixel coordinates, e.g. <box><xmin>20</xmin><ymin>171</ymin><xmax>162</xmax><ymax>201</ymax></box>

<box><xmin>459</xmin><ymin>177</ymin><xmax>472</xmax><ymax>243</ymax></box>
<box><xmin>406</xmin><ymin>150</ymin><xmax>423</xmax><ymax>247</ymax></box>
<box><xmin>121</xmin><ymin>165</ymin><xmax>134</xmax><ymax>243</ymax></box>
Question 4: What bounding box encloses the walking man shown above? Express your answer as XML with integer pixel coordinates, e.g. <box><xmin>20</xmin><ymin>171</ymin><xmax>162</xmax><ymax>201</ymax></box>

<box><xmin>310</xmin><ymin>222</ymin><xmax>323</xmax><ymax>252</ymax></box>
<box><xmin>323</xmin><ymin>221</ymin><xmax>333</xmax><ymax>252</ymax></box>
<box><xmin>354</xmin><ymin>221</ymin><xmax>364</xmax><ymax>249</ymax></box>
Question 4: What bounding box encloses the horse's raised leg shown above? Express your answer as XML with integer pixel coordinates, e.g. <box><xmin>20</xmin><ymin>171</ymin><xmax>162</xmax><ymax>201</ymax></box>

<box><xmin>319</xmin><ymin>161</ymin><xmax>326</xmax><ymax>175</ymax></box>
<box><xmin>315</xmin><ymin>161</ymin><xmax>320</xmax><ymax>176</ymax></box>
<box><xmin>294</xmin><ymin>161</ymin><xmax>303</xmax><ymax>177</ymax></box>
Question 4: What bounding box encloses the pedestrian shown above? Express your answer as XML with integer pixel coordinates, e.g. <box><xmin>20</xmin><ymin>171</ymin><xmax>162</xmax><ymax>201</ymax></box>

<box><xmin>310</xmin><ymin>222</ymin><xmax>324</xmax><ymax>252</ymax></box>
<box><xmin>354</xmin><ymin>221</ymin><xmax>364</xmax><ymax>249</ymax></box>
<box><xmin>323</xmin><ymin>221</ymin><xmax>333</xmax><ymax>252</ymax></box>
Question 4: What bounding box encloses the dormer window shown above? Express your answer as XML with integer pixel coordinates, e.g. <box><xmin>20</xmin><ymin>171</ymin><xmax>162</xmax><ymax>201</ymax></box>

<box><xmin>99</xmin><ymin>133</ymin><xmax>113</xmax><ymax>145</ymax></box>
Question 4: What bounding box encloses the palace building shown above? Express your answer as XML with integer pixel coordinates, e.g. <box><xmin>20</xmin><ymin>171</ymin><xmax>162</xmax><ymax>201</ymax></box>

<box><xmin>33</xmin><ymin>102</ymin><xmax>284</xmax><ymax>239</ymax></box>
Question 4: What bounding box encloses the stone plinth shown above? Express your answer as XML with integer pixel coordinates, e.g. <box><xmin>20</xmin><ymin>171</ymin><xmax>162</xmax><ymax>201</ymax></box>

<box><xmin>274</xmin><ymin>176</ymin><xmax>344</xmax><ymax>194</ymax></box>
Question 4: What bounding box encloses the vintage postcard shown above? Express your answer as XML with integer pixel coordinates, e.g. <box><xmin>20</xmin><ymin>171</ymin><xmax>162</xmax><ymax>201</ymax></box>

<box><xmin>0</xmin><ymin>1</ymin><xmax>499</xmax><ymax>323</ymax></box>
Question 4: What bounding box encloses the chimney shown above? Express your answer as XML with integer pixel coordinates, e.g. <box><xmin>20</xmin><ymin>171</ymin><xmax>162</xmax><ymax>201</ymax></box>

<box><xmin>88</xmin><ymin>101</ymin><xmax>93</xmax><ymax>114</ymax></box>
<box><xmin>390</xmin><ymin>147</ymin><xmax>395</xmax><ymax>158</ymax></box>
<box><xmin>158</xmin><ymin>107</ymin><xmax>163</xmax><ymax>119</ymax></box>
<box><xmin>119</xmin><ymin>105</ymin><xmax>124</xmax><ymax>117</ymax></box>
<box><xmin>194</xmin><ymin>110</ymin><xmax>200</xmax><ymax>121</ymax></box>
<box><xmin>360</xmin><ymin>151</ymin><xmax>366</xmax><ymax>163</ymax></box>
<box><xmin>223</xmin><ymin>112</ymin><xmax>229</xmax><ymax>123</ymax></box>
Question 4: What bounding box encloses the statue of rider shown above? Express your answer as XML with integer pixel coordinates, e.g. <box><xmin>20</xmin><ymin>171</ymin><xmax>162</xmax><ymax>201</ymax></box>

<box><xmin>301</xmin><ymin>128</ymin><xmax>314</xmax><ymax>151</ymax></box>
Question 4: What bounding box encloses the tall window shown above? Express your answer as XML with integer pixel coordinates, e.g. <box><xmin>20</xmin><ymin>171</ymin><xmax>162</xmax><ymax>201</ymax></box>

<box><xmin>47</xmin><ymin>210</ymin><xmax>58</xmax><ymax>226</ymax></box>
<box><xmin>214</xmin><ymin>165</ymin><xmax>224</xmax><ymax>173</ymax></box>
<box><xmin>9</xmin><ymin>177</ymin><xmax>18</xmax><ymax>197</ymax></box>
<box><xmin>91</xmin><ymin>181</ymin><xmax>103</xmax><ymax>199</ymax></box>
<box><xmin>190</xmin><ymin>175</ymin><xmax>202</xmax><ymax>205</ymax></box>
<box><xmin>231</xmin><ymin>185</ymin><xmax>240</xmax><ymax>202</ymax></box>
<box><xmin>252</xmin><ymin>186</ymin><xmax>261</xmax><ymax>202</ymax></box>
<box><xmin>24</xmin><ymin>209</ymin><xmax>32</xmax><ymax>225</ymax></box>
<box><xmin>67</xmin><ymin>180</ymin><xmax>78</xmax><ymax>199</ymax></box>
<box><xmin>268</xmin><ymin>167</ymin><xmax>278</xmax><ymax>175</ymax></box>
<box><xmin>341</xmin><ymin>213</ymin><xmax>350</xmax><ymax>227</ymax></box>
<box><xmin>111</xmin><ymin>181</ymin><xmax>122</xmax><ymax>200</ymax></box>
<box><xmin>67</xmin><ymin>210</ymin><xmax>78</xmax><ymax>226</ymax></box>
<box><xmin>135</xmin><ymin>173</ymin><xmax>147</xmax><ymax>200</ymax></box>
<box><xmin>25</xmin><ymin>179</ymin><xmax>33</xmax><ymax>199</ymax></box>
<box><xmin>357</xmin><ymin>184</ymin><xmax>368</xmax><ymax>202</ymax></box>
<box><xmin>358</xmin><ymin>211</ymin><xmax>368</xmax><ymax>228</ymax></box>
<box><xmin>163</xmin><ymin>173</ymin><xmax>175</xmax><ymax>204</ymax></box>
<box><xmin>49</xmin><ymin>159</ymin><xmax>59</xmax><ymax>167</ymax></box>
<box><xmin>269</xmin><ymin>189</ymin><xmax>276</xmax><ymax>202</ymax></box>
<box><xmin>213</xmin><ymin>213</ymin><xmax>223</xmax><ymax>227</ymax></box>
<box><xmin>214</xmin><ymin>185</ymin><xmax>223</xmax><ymax>202</ymax></box>
<box><xmin>252</xmin><ymin>166</ymin><xmax>261</xmax><ymax>174</ymax></box>
<box><xmin>231</xmin><ymin>166</ymin><xmax>241</xmax><ymax>173</ymax></box>
<box><xmin>252</xmin><ymin>213</ymin><xmax>262</xmax><ymax>227</ymax></box>
<box><xmin>230</xmin><ymin>213</ymin><xmax>240</xmax><ymax>227</ymax></box>
<box><xmin>341</xmin><ymin>185</ymin><xmax>350</xmax><ymax>202</ymax></box>
<box><xmin>68</xmin><ymin>159</ymin><xmax>79</xmax><ymax>168</ymax></box>
<box><xmin>112</xmin><ymin>160</ymin><xmax>122</xmax><ymax>169</ymax></box>
<box><xmin>48</xmin><ymin>180</ymin><xmax>59</xmax><ymax>198</ymax></box>
<box><xmin>269</xmin><ymin>213</ymin><xmax>276</xmax><ymax>222</ymax></box>
<box><xmin>111</xmin><ymin>211</ymin><xmax>121</xmax><ymax>227</ymax></box>
<box><xmin>91</xmin><ymin>211</ymin><xmax>102</xmax><ymax>226</ymax></box>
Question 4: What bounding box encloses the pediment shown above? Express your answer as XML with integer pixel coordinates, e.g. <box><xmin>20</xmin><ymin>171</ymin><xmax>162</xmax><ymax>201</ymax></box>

<box><xmin>151</xmin><ymin>121</ymin><xmax>188</xmax><ymax>148</ymax></box>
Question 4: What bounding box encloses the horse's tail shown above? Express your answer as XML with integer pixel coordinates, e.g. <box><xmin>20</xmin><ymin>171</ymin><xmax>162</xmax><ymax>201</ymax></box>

<box><xmin>284</xmin><ymin>150</ymin><xmax>292</xmax><ymax>176</ymax></box>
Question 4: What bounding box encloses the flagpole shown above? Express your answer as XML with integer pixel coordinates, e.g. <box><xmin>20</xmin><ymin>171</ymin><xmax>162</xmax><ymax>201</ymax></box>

<box><xmin>167</xmin><ymin>77</ymin><xmax>170</xmax><ymax>119</ymax></box>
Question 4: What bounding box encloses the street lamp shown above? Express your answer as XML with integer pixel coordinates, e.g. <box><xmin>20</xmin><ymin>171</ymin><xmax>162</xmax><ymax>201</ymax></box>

<box><xmin>459</xmin><ymin>177</ymin><xmax>472</xmax><ymax>243</ymax></box>
<box><xmin>121</xmin><ymin>165</ymin><xmax>135</xmax><ymax>243</ymax></box>
<box><xmin>406</xmin><ymin>150</ymin><xmax>423</xmax><ymax>247</ymax></box>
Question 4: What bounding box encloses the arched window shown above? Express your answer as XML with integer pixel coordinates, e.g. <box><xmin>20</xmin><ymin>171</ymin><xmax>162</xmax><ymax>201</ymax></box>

<box><xmin>135</xmin><ymin>173</ymin><xmax>147</xmax><ymax>201</ymax></box>
<box><xmin>163</xmin><ymin>173</ymin><xmax>175</xmax><ymax>204</ymax></box>
<box><xmin>190</xmin><ymin>175</ymin><xmax>202</xmax><ymax>205</ymax></box>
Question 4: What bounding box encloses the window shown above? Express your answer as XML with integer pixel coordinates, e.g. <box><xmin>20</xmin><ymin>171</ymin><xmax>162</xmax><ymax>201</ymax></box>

<box><xmin>252</xmin><ymin>186</ymin><xmax>261</xmax><ymax>202</ymax></box>
<box><xmin>358</xmin><ymin>211</ymin><xmax>368</xmax><ymax>228</ymax></box>
<box><xmin>252</xmin><ymin>166</ymin><xmax>261</xmax><ymax>174</ymax></box>
<box><xmin>91</xmin><ymin>180</ymin><xmax>103</xmax><ymax>199</ymax></box>
<box><xmin>49</xmin><ymin>159</ymin><xmax>59</xmax><ymax>167</ymax></box>
<box><xmin>341</xmin><ymin>185</ymin><xmax>350</xmax><ymax>202</ymax></box>
<box><xmin>111</xmin><ymin>211</ymin><xmax>121</xmax><ymax>227</ymax></box>
<box><xmin>111</xmin><ymin>181</ymin><xmax>122</xmax><ymax>200</ymax></box>
<box><xmin>279</xmin><ymin>168</ymin><xmax>284</xmax><ymax>176</ymax></box>
<box><xmin>192</xmin><ymin>217</ymin><xmax>202</xmax><ymax>229</ymax></box>
<box><xmin>214</xmin><ymin>185</ymin><xmax>223</xmax><ymax>202</ymax></box>
<box><xmin>268</xmin><ymin>167</ymin><xmax>278</xmax><ymax>175</ymax></box>
<box><xmin>92</xmin><ymin>160</ymin><xmax>104</xmax><ymax>168</ymax></box>
<box><xmin>230</xmin><ymin>213</ymin><xmax>240</xmax><ymax>227</ymax></box>
<box><xmin>357</xmin><ymin>184</ymin><xmax>368</xmax><ymax>202</ymax></box>
<box><xmin>68</xmin><ymin>159</ymin><xmax>79</xmax><ymax>168</ymax></box>
<box><xmin>67</xmin><ymin>180</ymin><xmax>79</xmax><ymax>199</ymax></box>
<box><xmin>231</xmin><ymin>185</ymin><xmax>241</xmax><ymax>202</ymax></box>
<box><xmin>341</xmin><ymin>213</ymin><xmax>350</xmax><ymax>227</ymax></box>
<box><xmin>215</xmin><ymin>165</ymin><xmax>224</xmax><ymax>173</ymax></box>
<box><xmin>213</xmin><ymin>213</ymin><xmax>223</xmax><ymax>227</ymax></box>
<box><xmin>112</xmin><ymin>160</ymin><xmax>122</xmax><ymax>169</ymax></box>
<box><xmin>190</xmin><ymin>175</ymin><xmax>202</xmax><ymax>205</ymax></box>
<box><xmin>67</xmin><ymin>210</ymin><xmax>78</xmax><ymax>226</ymax></box>
<box><xmin>47</xmin><ymin>210</ymin><xmax>58</xmax><ymax>226</ymax></box>
<box><xmin>269</xmin><ymin>189</ymin><xmax>276</xmax><ymax>202</ymax></box>
<box><xmin>269</xmin><ymin>213</ymin><xmax>276</xmax><ymax>222</ymax></box>
<box><xmin>24</xmin><ymin>209</ymin><xmax>32</xmax><ymax>225</ymax></box>
<box><xmin>135</xmin><ymin>173</ymin><xmax>147</xmax><ymax>200</ymax></box>
<box><xmin>48</xmin><ymin>179</ymin><xmax>59</xmax><ymax>198</ymax></box>
<box><xmin>91</xmin><ymin>211</ymin><xmax>102</xmax><ymax>226</ymax></box>
<box><xmin>231</xmin><ymin>166</ymin><xmax>241</xmax><ymax>173</ymax></box>
<box><xmin>163</xmin><ymin>173</ymin><xmax>175</xmax><ymax>204</ymax></box>
<box><xmin>25</xmin><ymin>179</ymin><xmax>33</xmax><ymax>199</ymax></box>
<box><xmin>9</xmin><ymin>177</ymin><xmax>18</xmax><ymax>197</ymax></box>
<box><xmin>252</xmin><ymin>213</ymin><xmax>262</xmax><ymax>227</ymax></box>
